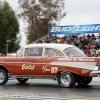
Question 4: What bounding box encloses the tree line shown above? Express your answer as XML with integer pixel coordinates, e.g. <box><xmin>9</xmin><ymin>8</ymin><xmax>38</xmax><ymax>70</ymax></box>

<box><xmin>0</xmin><ymin>0</ymin><xmax>66</xmax><ymax>54</ymax></box>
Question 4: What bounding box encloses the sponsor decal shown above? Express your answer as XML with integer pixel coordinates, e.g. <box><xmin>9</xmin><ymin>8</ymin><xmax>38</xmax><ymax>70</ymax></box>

<box><xmin>58</xmin><ymin>58</ymin><xmax>95</xmax><ymax>62</ymax></box>
<box><xmin>58</xmin><ymin>58</ymin><xmax>72</xmax><ymax>61</ymax></box>
<box><xmin>78</xmin><ymin>58</ymin><xmax>95</xmax><ymax>62</ymax></box>
<box><xmin>42</xmin><ymin>65</ymin><xmax>58</xmax><ymax>73</ymax></box>
<box><xmin>42</xmin><ymin>65</ymin><xmax>50</xmax><ymax>73</ymax></box>
<box><xmin>50</xmin><ymin>26</ymin><xmax>100</xmax><ymax>33</ymax></box>
<box><xmin>22</xmin><ymin>64</ymin><xmax>35</xmax><ymax>70</ymax></box>
<box><xmin>51</xmin><ymin>67</ymin><xmax>58</xmax><ymax>73</ymax></box>
<box><xmin>49</xmin><ymin>24</ymin><xmax>100</xmax><ymax>34</ymax></box>
<box><xmin>82</xmin><ymin>69</ymin><xmax>90</xmax><ymax>74</ymax></box>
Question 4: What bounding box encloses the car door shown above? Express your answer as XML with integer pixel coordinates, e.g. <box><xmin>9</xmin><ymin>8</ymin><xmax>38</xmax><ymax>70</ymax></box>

<box><xmin>42</xmin><ymin>48</ymin><xmax>65</xmax><ymax>75</ymax></box>
<box><xmin>15</xmin><ymin>47</ymin><xmax>43</xmax><ymax>75</ymax></box>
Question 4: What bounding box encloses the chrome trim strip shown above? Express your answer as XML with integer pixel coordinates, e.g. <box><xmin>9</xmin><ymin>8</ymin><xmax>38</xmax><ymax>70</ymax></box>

<box><xmin>9</xmin><ymin>75</ymin><xmax>57</xmax><ymax>80</ymax></box>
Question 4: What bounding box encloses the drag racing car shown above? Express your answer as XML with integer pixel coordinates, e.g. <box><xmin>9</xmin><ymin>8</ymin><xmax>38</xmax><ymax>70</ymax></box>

<box><xmin>0</xmin><ymin>43</ymin><xmax>100</xmax><ymax>88</ymax></box>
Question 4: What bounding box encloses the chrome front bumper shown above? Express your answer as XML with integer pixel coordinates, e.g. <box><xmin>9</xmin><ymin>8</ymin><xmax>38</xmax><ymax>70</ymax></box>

<box><xmin>90</xmin><ymin>71</ymin><xmax>100</xmax><ymax>77</ymax></box>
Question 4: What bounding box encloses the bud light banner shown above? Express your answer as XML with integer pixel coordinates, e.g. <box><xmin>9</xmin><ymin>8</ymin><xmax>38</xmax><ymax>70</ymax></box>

<box><xmin>48</xmin><ymin>24</ymin><xmax>100</xmax><ymax>34</ymax></box>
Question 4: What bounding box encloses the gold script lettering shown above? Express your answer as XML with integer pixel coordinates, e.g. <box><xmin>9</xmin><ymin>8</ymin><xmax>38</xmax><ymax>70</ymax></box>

<box><xmin>22</xmin><ymin>64</ymin><xmax>35</xmax><ymax>70</ymax></box>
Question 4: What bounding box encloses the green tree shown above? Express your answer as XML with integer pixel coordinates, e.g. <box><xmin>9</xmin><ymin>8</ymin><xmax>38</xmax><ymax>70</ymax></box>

<box><xmin>0</xmin><ymin>0</ymin><xmax>21</xmax><ymax>55</ymax></box>
<box><xmin>18</xmin><ymin>0</ymin><xmax>66</xmax><ymax>43</ymax></box>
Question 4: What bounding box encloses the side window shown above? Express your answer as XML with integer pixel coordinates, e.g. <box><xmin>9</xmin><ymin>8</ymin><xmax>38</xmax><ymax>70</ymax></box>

<box><xmin>44</xmin><ymin>48</ymin><xmax>65</xmax><ymax>57</ymax></box>
<box><xmin>25</xmin><ymin>47</ymin><xmax>43</xmax><ymax>56</ymax></box>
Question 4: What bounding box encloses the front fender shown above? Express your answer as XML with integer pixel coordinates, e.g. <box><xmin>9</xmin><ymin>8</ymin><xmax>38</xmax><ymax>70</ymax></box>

<box><xmin>0</xmin><ymin>64</ymin><xmax>11</xmax><ymax>74</ymax></box>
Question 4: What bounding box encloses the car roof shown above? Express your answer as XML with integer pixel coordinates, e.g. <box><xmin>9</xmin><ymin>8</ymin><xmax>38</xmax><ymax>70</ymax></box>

<box><xmin>24</xmin><ymin>43</ymin><xmax>75</xmax><ymax>51</ymax></box>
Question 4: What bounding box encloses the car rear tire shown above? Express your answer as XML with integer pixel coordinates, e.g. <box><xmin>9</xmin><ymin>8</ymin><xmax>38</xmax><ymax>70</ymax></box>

<box><xmin>17</xmin><ymin>78</ymin><xmax>28</xmax><ymax>83</ymax></box>
<box><xmin>77</xmin><ymin>77</ymin><xmax>92</xmax><ymax>85</ymax></box>
<box><xmin>57</xmin><ymin>72</ymin><xmax>76</xmax><ymax>88</ymax></box>
<box><xmin>0</xmin><ymin>69</ymin><xmax>8</xmax><ymax>85</ymax></box>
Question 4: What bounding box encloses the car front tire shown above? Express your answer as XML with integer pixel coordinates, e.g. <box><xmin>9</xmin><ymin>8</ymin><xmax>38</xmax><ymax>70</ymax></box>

<box><xmin>57</xmin><ymin>72</ymin><xmax>76</xmax><ymax>88</ymax></box>
<box><xmin>0</xmin><ymin>69</ymin><xmax>8</xmax><ymax>85</ymax></box>
<box><xmin>17</xmin><ymin>78</ymin><xmax>28</xmax><ymax>83</ymax></box>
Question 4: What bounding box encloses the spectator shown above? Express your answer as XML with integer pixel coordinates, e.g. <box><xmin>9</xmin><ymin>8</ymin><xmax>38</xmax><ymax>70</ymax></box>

<box><xmin>66</xmin><ymin>38</ymin><xmax>71</xmax><ymax>44</ymax></box>
<box><xmin>90</xmin><ymin>46</ymin><xmax>96</xmax><ymax>57</ymax></box>
<box><xmin>35</xmin><ymin>33</ymin><xmax>100</xmax><ymax>57</ymax></box>
<box><xmin>56</xmin><ymin>37</ymin><xmax>61</xmax><ymax>43</ymax></box>
<box><xmin>87</xmin><ymin>34</ymin><xmax>91</xmax><ymax>40</ymax></box>
<box><xmin>98</xmin><ymin>50</ymin><xmax>100</xmax><ymax>57</ymax></box>
<box><xmin>61</xmin><ymin>38</ymin><xmax>65</xmax><ymax>44</ymax></box>
<box><xmin>92</xmin><ymin>33</ymin><xmax>95</xmax><ymax>39</ymax></box>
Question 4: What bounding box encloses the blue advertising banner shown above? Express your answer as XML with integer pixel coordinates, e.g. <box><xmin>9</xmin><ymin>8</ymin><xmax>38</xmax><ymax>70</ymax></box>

<box><xmin>48</xmin><ymin>24</ymin><xmax>100</xmax><ymax>34</ymax></box>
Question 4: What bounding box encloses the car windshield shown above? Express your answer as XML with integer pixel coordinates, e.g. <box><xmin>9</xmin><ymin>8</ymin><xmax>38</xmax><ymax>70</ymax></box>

<box><xmin>64</xmin><ymin>47</ymin><xmax>86</xmax><ymax>57</ymax></box>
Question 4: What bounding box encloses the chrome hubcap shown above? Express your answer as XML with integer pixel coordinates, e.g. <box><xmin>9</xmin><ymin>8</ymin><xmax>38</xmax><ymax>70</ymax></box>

<box><xmin>61</xmin><ymin>74</ymin><xmax>71</xmax><ymax>85</ymax></box>
<box><xmin>0</xmin><ymin>72</ymin><xmax>4</xmax><ymax>83</ymax></box>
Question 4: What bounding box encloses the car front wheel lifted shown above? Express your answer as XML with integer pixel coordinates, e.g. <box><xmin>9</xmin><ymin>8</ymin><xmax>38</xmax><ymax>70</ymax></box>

<box><xmin>57</xmin><ymin>72</ymin><xmax>76</xmax><ymax>88</ymax></box>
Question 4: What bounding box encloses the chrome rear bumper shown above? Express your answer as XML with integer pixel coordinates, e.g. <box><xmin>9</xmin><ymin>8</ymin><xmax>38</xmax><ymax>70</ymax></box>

<box><xmin>90</xmin><ymin>71</ymin><xmax>100</xmax><ymax>77</ymax></box>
